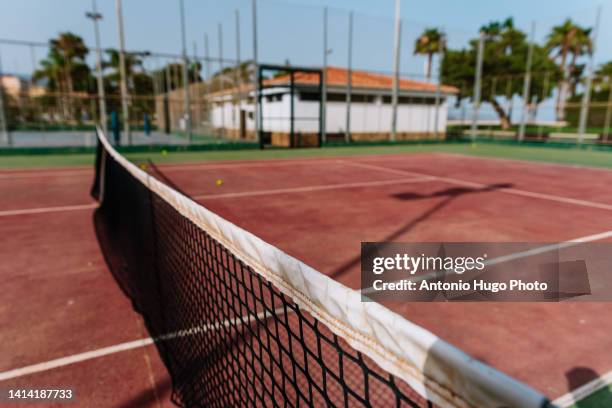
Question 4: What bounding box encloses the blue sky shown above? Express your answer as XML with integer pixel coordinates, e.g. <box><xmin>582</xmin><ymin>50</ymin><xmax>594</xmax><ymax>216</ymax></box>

<box><xmin>0</xmin><ymin>0</ymin><xmax>609</xmax><ymax>79</ymax></box>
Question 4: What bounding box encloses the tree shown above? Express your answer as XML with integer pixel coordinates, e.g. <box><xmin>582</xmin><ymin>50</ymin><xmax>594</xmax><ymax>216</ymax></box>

<box><xmin>414</xmin><ymin>28</ymin><xmax>446</xmax><ymax>80</ymax></box>
<box><xmin>546</xmin><ymin>20</ymin><xmax>592</xmax><ymax>120</ymax></box>
<box><xmin>103</xmin><ymin>49</ymin><xmax>145</xmax><ymax>92</ymax></box>
<box><xmin>596</xmin><ymin>61</ymin><xmax>612</xmax><ymax>79</ymax></box>
<box><xmin>103</xmin><ymin>49</ymin><xmax>156</xmax><ymax>120</ymax></box>
<box><xmin>33</xmin><ymin>32</ymin><xmax>91</xmax><ymax>120</ymax></box>
<box><xmin>565</xmin><ymin>60</ymin><xmax>612</xmax><ymax>129</ymax></box>
<box><xmin>441</xmin><ymin>18</ymin><xmax>560</xmax><ymax>130</ymax></box>
<box><xmin>151</xmin><ymin>61</ymin><xmax>205</xmax><ymax>93</ymax></box>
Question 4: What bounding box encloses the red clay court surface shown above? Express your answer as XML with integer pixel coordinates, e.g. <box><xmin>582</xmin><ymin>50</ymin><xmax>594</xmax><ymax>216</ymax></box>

<box><xmin>1</xmin><ymin>151</ymin><xmax>612</xmax><ymax>406</ymax></box>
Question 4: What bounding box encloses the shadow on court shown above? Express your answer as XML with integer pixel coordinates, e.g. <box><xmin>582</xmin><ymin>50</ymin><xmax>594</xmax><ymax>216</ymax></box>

<box><xmin>565</xmin><ymin>367</ymin><xmax>612</xmax><ymax>407</ymax></box>
<box><xmin>329</xmin><ymin>182</ymin><xmax>514</xmax><ymax>280</ymax></box>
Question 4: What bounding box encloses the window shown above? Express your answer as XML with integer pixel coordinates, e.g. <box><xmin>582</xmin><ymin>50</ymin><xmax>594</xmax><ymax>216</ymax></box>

<box><xmin>299</xmin><ymin>92</ymin><xmax>320</xmax><ymax>101</ymax></box>
<box><xmin>381</xmin><ymin>96</ymin><xmax>439</xmax><ymax>105</ymax></box>
<box><xmin>266</xmin><ymin>94</ymin><xmax>283</xmax><ymax>102</ymax></box>
<box><xmin>307</xmin><ymin>93</ymin><xmax>375</xmax><ymax>103</ymax></box>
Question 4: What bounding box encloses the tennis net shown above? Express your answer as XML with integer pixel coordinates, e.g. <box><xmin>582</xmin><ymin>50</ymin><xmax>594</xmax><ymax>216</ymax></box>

<box><xmin>91</xmin><ymin>128</ymin><xmax>553</xmax><ymax>408</ymax></box>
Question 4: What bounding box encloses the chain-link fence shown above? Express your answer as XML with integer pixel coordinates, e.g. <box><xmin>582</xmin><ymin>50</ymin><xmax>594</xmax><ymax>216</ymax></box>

<box><xmin>0</xmin><ymin>0</ymin><xmax>607</xmax><ymax>148</ymax></box>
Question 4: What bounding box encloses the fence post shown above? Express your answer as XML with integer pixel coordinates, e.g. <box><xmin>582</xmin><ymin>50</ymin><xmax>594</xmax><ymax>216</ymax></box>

<box><xmin>179</xmin><ymin>0</ymin><xmax>192</xmax><ymax>142</ymax></box>
<box><xmin>390</xmin><ymin>0</ymin><xmax>401</xmax><ymax>142</ymax></box>
<box><xmin>115</xmin><ymin>0</ymin><xmax>131</xmax><ymax>144</ymax></box>
<box><xmin>322</xmin><ymin>7</ymin><xmax>328</xmax><ymax>144</ymax></box>
<box><xmin>345</xmin><ymin>11</ymin><xmax>353</xmax><ymax>143</ymax></box>
<box><xmin>235</xmin><ymin>10</ymin><xmax>242</xmax><ymax>136</ymax></box>
<box><xmin>578</xmin><ymin>5</ymin><xmax>602</xmax><ymax>144</ymax></box>
<box><xmin>218</xmin><ymin>23</ymin><xmax>225</xmax><ymax>137</ymax></box>
<box><xmin>470</xmin><ymin>32</ymin><xmax>485</xmax><ymax>142</ymax></box>
<box><xmin>603</xmin><ymin>75</ymin><xmax>612</xmax><ymax>141</ymax></box>
<box><xmin>252</xmin><ymin>0</ymin><xmax>260</xmax><ymax>147</ymax></box>
<box><xmin>0</xmin><ymin>50</ymin><xmax>9</xmax><ymax>146</ymax></box>
<box><xmin>204</xmin><ymin>34</ymin><xmax>211</xmax><ymax>134</ymax></box>
<box><xmin>518</xmin><ymin>21</ymin><xmax>535</xmax><ymax>142</ymax></box>
<box><xmin>87</xmin><ymin>0</ymin><xmax>108</xmax><ymax>134</ymax></box>
<box><xmin>433</xmin><ymin>34</ymin><xmax>445</xmax><ymax>139</ymax></box>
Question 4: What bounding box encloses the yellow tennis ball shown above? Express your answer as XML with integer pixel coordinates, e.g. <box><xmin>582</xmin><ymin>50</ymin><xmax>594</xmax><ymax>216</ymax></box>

<box><xmin>216</xmin><ymin>179</ymin><xmax>223</xmax><ymax>187</ymax></box>
<box><xmin>161</xmin><ymin>149</ymin><xmax>168</xmax><ymax>156</ymax></box>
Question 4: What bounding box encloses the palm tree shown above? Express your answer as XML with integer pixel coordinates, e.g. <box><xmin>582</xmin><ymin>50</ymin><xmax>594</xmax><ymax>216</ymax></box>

<box><xmin>414</xmin><ymin>28</ymin><xmax>446</xmax><ymax>80</ymax></box>
<box><xmin>52</xmin><ymin>33</ymin><xmax>88</xmax><ymax>96</ymax></box>
<box><xmin>33</xmin><ymin>32</ymin><xmax>90</xmax><ymax>120</ymax></box>
<box><xmin>596</xmin><ymin>61</ymin><xmax>612</xmax><ymax>78</ymax></box>
<box><xmin>546</xmin><ymin>20</ymin><xmax>592</xmax><ymax>120</ymax></box>
<box><xmin>103</xmin><ymin>49</ymin><xmax>145</xmax><ymax>92</ymax></box>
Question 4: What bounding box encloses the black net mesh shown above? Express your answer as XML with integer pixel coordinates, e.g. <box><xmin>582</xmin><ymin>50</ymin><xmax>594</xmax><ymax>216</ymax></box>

<box><xmin>91</xmin><ymin>140</ymin><xmax>437</xmax><ymax>407</ymax></box>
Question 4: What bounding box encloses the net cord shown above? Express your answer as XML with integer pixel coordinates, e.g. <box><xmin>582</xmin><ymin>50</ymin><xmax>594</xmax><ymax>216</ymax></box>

<box><xmin>94</xmin><ymin>127</ymin><xmax>552</xmax><ymax>408</ymax></box>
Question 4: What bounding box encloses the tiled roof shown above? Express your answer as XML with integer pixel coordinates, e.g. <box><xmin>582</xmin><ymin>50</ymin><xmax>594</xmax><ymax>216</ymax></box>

<box><xmin>191</xmin><ymin>66</ymin><xmax>459</xmax><ymax>99</ymax></box>
<box><xmin>266</xmin><ymin>66</ymin><xmax>458</xmax><ymax>94</ymax></box>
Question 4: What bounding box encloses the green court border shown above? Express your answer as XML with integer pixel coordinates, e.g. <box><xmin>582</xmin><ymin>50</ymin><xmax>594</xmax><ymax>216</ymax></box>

<box><xmin>1</xmin><ymin>137</ymin><xmax>611</xmax><ymax>170</ymax></box>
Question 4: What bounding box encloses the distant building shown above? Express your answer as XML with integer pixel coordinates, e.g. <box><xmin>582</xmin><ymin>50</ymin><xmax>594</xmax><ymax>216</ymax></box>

<box><xmin>0</xmin><ymin>74</ymin><xmax>46</xmax><ymax>101</ymax></box>
<box><xmin>157</xmin><ymin>66</ymin><xmax>458</xmax><ymax>145</ymax></box>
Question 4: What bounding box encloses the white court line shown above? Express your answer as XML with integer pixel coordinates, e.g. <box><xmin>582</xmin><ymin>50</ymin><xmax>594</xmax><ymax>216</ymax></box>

<box><xmin>0</xmin><ymin>338</ymin><xmax>154</xmax><ymax>382</ymax></box>
<box><xmin>0</xmin><ymin>170</ymin><xmax>92</xmax><ymax>180</ymax></box>
<box><xmin>139</xmin><ymin>153</ymin><xmax>415</xmax><ymax>173</ymax></box>
<box><xmin>0</xmin><ymin>178</ymin><xmax>433</xmax><ymax>217</ymax></box>
<box><xmin>435</xmin><ymin>151</ymin><xmax>612</xmax><ymax>173</ymax></box>
<box><xmin>553</xmin><ymin>370</ymin><xmax>612</xmax><ymax>407</ymax></box>
<box><xmin>151</xmin><ymin>159</ymin><xmax>337</xmax><ymax>172</ymax></box>
<box><xmin>193</xmin><ymin>177</ymin><xmax>434</xmax><ymax>200</ymax></box>
<box><xmin>1</xmin><ymin>229</ymin><xmax>610</xmax><ymax>382</ymax></box>
<box><xmin>0</xmin><ymin>203</ymin><xmax>97</xmax><ymax>217</ymax></box>
<box><xmin>0</xmin><ymin>308</ymin><xmax>283</xmax><ymax>382</ymax></box>
<box><xmin>341</xmin><ymin>161</ymin><xmax>612</xmax><ymax>212</ymax></box>
<box><xmin>2</xmin><ymin>230</ymin><xmax>611</xmax><ymax>383</ymax></box>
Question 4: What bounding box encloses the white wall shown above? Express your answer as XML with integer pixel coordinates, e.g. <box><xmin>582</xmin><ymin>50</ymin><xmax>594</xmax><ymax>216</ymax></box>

<box><xmin>211</xmin><ymin>93</ymin><xmax>449</xmax><ymax>134</ymax></box>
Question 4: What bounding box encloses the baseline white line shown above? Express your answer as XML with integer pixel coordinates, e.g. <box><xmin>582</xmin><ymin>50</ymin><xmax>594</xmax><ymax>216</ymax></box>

<box><xmin>136</xmin><ymin>153</ymin><xmax>417</xmax><ymax>173</ymax></box>
<box><xmin>151</xmin><ymin>159</ymin><xmax>336</xmax><ymax>173</ymax></box>
<box><xmin>553</xmin><ymin>369</ymin><xmax>612</xmax><ymax>407</ymax></box>
<box><xmin>0</xmin><ymin>308</ymin><xmax>284</xmax><ymax>382</ymax></box>
<box><xmin>0</xmin><ymin>203</ymin><xmax>97</xmax><ymax>217</ymax></box>
<box><xmin>0</xmin><ymin>338</ymin><xmax>154</xmax><ymax>382</ymax></box>
<box><xmin>435</xmin><ymin>151</ymin><xmax>612</xmax><ymax>173</ymax></box>
<box><xmin>193</xmin><ymin>177</ymin><xmax>434</xmax><ymax>200</ymax></box>
<box><xmin>341</xmin><ymin>161</ymin><xmax>612</xmax><ymax>211</ymax></box>
<box><xmin>0</xmin><ymin>170</ymin><xmax>92</xmax><ymax>180</ymax></box>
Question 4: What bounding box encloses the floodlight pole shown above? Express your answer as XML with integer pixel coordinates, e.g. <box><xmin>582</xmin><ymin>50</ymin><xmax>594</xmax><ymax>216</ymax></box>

<box><xmin>115</xmin><ymin>0</ymin><xmax>130</xmax><ymax>144</ymax></box>
<box><xmin>345</xmin><ymin>11</ymin><xmax>353</xmax><ymax>143</ymax></box>
<box><xmin>470</xmin><ymin>31</ymin><xmax>485</xmax><ymax>142</ymax></box>
<box><xmin>252</xmin><ymin>0</ymin><xmax>260</xmax><ymax>146</ymax></box>
<box><xmin>518</xmin><ymin>21</ymin><xmax>535</xmax><ymax>142</ymax></box>
<box><xmin>578</xmin><ymin>5</ymin><xmax>602</xmax><ymax>144</ymax></box>
<box><xmin>86</xmin><ymin>0</ymin><xmax>107</xmax><ymax>134</ymax></box>
<box><xmin>322</xmin><ymin>7</ymin><xmax>328</xmax><ymax>144</ymax></box>
<box><xmin>390</xmin><ymin>0</ymin><xmax>401</xmax><ymax>142</ymax></box>
<box><xmin>179</xmin><ymin>0</ymin><xmax>192</xmax><ymax>142</ymax></box>
<box><xmin>0</xmin><ymin>50</ymin><xmax>9</xmax><ymax>146</ymax></box>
